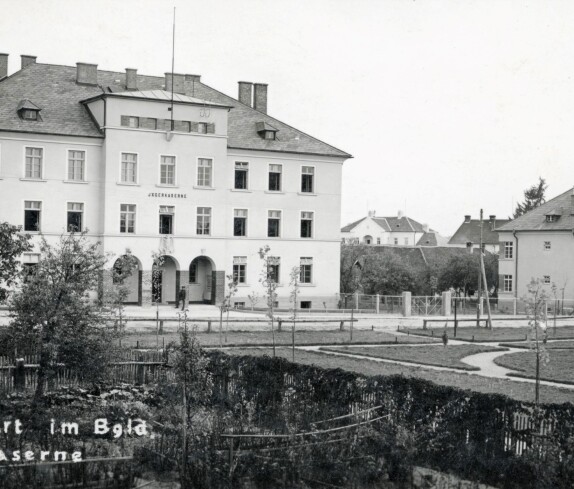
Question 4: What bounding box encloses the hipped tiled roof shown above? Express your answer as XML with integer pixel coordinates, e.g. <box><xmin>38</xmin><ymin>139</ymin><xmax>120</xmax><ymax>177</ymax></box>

<box><xmin>448</xmin><ymin>218</ymin><xmax>511</xmax><ymax>245</ymax></box>
<box><xmin>497</xmin><ymin>188</ymin><xmax>574</xmax><ymax>232</ymax></box>
<box><xmin>341</xmin><ymin>215</ymin><xmax>428</xmax><ymax>233</ymax></box>
<box><xmin>0</xmin><ymin>63</ymin><xmax>351</xmax><ymax>158</ymax></box>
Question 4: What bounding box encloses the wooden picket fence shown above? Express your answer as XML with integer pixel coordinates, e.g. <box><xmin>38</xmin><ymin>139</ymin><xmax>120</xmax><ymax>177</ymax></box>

<box><xmin>0</xmin><ymin>349</ymin><xmax>172</xmax><ymax>393</ymax></box>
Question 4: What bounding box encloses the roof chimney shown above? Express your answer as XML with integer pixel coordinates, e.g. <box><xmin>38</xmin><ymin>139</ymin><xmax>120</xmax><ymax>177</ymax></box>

<box><xmin>20</xmin><ymin>55</ymin><xmax>36</xmax><ymax>69</ymax></box>
<box><xmin>489</xmin><ymin>214</ymin><xmax>496</xmax><ymax>230</ymax></box>
<box><xmin>76</xmin><ymin>62</ymin><xmax>98</xmax><ymax>86</ymax></box>
<box><xmin>165</xmin><ymin>72</ymin><xmax>185</xmax><ymax>94</ymax></box>
<box><xmin>464</xmin><ymin>215</ymin><xmax>471</xmax><ymax>223</ymax></box>
<box><xmin>368</xmin><ymin>210</ymin><xmax>376</xmax><ymax>218</ymax></box>
<box><xmin>125</xmin><ymin>68</ymin><xmax>137</xmax><ymax>90</ymax></box>
<box><xmin>0</xmin><ymin>53</ymin><xmax>7</xmax><ymax>79</ymax></box>
<box><xmin>253</xmin><ymin>83</ymin><xmax>268</xmax><ymax>113</ymax></box>
<box><xmin>423</xmin><ymin>223</ymin><xmax>429</xmax><ymax>232</ymax></box>
<box><xmin>398</xmin><ymin>210</ymin><xmax>404</xmax><ymax>219</ymax></box>
<box><xmin>238</xmin><ymin>81</ymin><xmax>253</xmax><ymax>107</ymax></box>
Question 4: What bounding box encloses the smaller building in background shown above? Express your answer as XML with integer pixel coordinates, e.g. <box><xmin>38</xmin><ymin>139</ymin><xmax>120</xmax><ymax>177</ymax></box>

<box><xmin>448</xmin><ymin>214</ymin><xmax>511</xmax><ymax>254</ymax></box>
<box><xmin>341</xmin><ymin>210</ymin><xmax>445</xmax><ymax>246</ymax></box>
<box><xmin>497</xmin><ymin>187</ymin><xmax>574</xmax><ymax>303</ymax></box>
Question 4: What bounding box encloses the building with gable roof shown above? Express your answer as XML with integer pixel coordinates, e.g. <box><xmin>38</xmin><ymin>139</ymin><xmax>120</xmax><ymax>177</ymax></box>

<box><xmin>496</xmin><ymin>187</ymin><xmax>574</xmax><ymax>301</ymax></box>
<box><xmin>0</xmin><ymin>54</ymin><xmax>351</xmax><ymax>308</ymax></box>
<box><xmin>448</xmin><ymin>214</ymin><xmax>511</xmax><ymax>254</ymax></box>
<box><xmin>341</xmin><ymin>211</ymin><xmax>442</xmax><ymax>247</ymax></box>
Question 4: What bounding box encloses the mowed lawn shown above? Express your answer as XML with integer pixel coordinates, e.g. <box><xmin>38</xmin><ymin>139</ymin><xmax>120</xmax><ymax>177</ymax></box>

<box><xmin>494</xmin><ymin>350</ymin><xmax>574</xmax><ymax>385</ymax></box>
<box><xmin>226</xmin><ymin>348</ymin><xmax>574</xmax><ymax>405</ymax></box>
<box><xmin>319</xmin><ymin>344</ymin><xmax>506</xmax><ymax>371</ymax></box>
<box><xmin>118</xmin><ymin>329</ymin><xmax>440</xmax><ymax>348</ymax></box>
<box><xmin>499</xmin><ymin>340</ymin><xmax>574</xmax><ymax>349</ymax></box>
<box><xmin>405</xmin><ymin>326</ymin><xmax>574</xmax><ymax>342</ymax></box>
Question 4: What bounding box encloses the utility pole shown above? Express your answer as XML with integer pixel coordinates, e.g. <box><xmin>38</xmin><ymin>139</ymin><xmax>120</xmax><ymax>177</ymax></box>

<box><xmin>479</xmin><ymin>209</ymin><xmax>493</xmax><ymax>329</ymax></box>
<box><xmin>476</xmin><ymin>215</ymin><xmax>482</xmax><ymax>327</ymax></box>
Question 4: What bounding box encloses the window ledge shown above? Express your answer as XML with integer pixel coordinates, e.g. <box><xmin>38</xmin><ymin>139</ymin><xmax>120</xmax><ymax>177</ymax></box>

<box><xmin>236</xmin><ymin>284</ymin><xmax>250</xmax><ymax>287</ymax></box>
<box><xmin>193</xmin><ymin>185</ymin><xmax>215</xmax><ymax>190</ymax></box>
<box><xmin>265</xmin><ymin>190</ymin><xmax>284</xmax><ymax>194</ymax></box>
<box><xmin>117</xmin><ymin>182</ymin><xmax>140</xmax><ymax>186</ymax></box>
<box><xmin>63</xmin><ymin>180</ymin><xmax>88</xmax><ymax>184</ymax></box>
<box><xmin>299</xmin><ymin>283</ymin><xmax>316</xmax><ymax>287</ymax></box>
<box><xmin>156</xmin><ymin>184</ymin><xmax>179</xmax><ymax>188</ymax></box>
<box><xmin>298</xmin><ymin>192</ymin><xmax>317</xmax><ymax>196</ymax></box>
<box><xmin>20</xmin><ymin>178</ymin><xmax>47</xmax><ymax>183</ymax></box>
<box><xmin>231</xmin><ymin>189</ymin><xmax>251</xmax><ymax>193</ymax></box>
<box><xmin>267</xmin><ymin>236</ymin><xmax>281</xmax><ymax>239</ymax></box>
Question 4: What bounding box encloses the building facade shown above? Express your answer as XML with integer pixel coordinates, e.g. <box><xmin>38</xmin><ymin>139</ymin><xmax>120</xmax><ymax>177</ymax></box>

<box><xmin>341</xmin><ymin>211</ymin><xmax>441</xmax><ymax>246</ymax></box>
<box><xmin>497</xmin><ymin>188</ymin><xmax>574</xmax><ymax>302</ymax></box>
<box><xmin>0</xmin><ymin>54</ymin><xmax>351</xmax><ymax>308</ymax></box>
<box><xmin>448</xmin><ymin>214</ymin><xmax>511</xmax><ymax>254</ymax></box>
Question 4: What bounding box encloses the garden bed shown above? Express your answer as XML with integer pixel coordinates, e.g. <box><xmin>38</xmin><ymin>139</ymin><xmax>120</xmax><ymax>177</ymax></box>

<box><xmin>404</xmin><ymin>326</ymin><xmax>574</xmax><ymax>342</ymax></box>
<box><xmin>494</xmin><ymin>350</ymin><xmax>574</xmax><ymax>385</ymax></box>
<box><xmin>229</xmin><ymin>347</ymin><xmax>574</xmax><ymax>405</ymax></box>
<box><xmin>319</xmin><ymin>344</ymin><xmax>506</xmax><ymax>371</ymax></box>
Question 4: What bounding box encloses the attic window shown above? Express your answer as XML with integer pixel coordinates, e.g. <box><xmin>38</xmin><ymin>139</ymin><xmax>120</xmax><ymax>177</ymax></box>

<box><xmin>256</xmin><ymin>121</ymin><xmax>278</xmax><ymax>140</ymax></box>
<box><xmin>17</xmin><ymin>100</ymin><xmax>42</xmax><ymax>121</ymax></box>
<box><xmin>546</xmin><ymin>215</ymin><xmax>559</xmax><ymax>223</ymax></box>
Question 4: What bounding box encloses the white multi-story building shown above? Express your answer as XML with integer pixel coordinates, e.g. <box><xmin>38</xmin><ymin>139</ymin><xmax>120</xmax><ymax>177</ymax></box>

<box><xmin>0</xmin><ymin>54</ymin><xmax>351</xmax><ymax>308</ymax></box>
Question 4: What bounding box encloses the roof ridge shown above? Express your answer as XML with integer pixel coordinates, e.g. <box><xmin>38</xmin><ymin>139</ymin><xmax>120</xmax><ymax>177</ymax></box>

<box><xmin>501</xmin><ymin>186</ymin><xmax>573</xmax><ymax>228</ymax></box>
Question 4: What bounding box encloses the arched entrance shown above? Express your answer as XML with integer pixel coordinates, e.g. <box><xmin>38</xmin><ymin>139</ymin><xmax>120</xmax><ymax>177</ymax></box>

<box><xmin>363</xmin><ymin>235</ymin><xmax>373</xmax><ymax>245</ymax></box>
<box><xmin>188</xmin><ymin>256</ymin><xmax>214</xmax><ymax>304</ymax></box>
<box><xmin>112</xmin><ymin>255</ymin><xmax>142</xmax><ymax>304</ymax></box>
<box><xmin>152</xmin><ymin>255</ymin><xmax>179</xmax><ymax>304</ymax></box>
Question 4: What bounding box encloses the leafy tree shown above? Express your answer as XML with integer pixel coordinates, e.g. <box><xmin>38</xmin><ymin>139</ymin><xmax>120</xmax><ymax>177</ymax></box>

<box><xmin>289</xmin><ymin>266</ymin><xmax>301</xmax><ymax>362</ymax></box>
<box><xmin>0</xmin><ymin>222</ymin><xmax>32</xmax><ymax>304</ymax></box>
<box><xmin>514</xmin><ymin>177</ymin><xmax>547</xmax><ymax>218</ymax></box>
<box><xmin>106</xmin><ymin>249</ymin><xmax>138</xmax><ymax>331</ymax></box>
<box><xmin>437</xmin><ymin>252</ymin><xmax>498</xmax><ymax>297</ymax></box>
<box><xmin>340</xmin><ymin>244</ymin><xmax>372</xmax><ymax>293</ymax></box>
<box><xmin>359</xmin><ymin>254</ymin><xmax>417</xmax><ymax>295</ymax></box>
<box><xmin>9</xmin><ymin>233</ymin><xmax>117</xmax><ymax>403</ymax></box>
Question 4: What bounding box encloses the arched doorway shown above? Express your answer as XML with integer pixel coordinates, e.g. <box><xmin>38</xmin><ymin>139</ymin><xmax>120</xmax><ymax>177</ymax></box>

<box><xmin>188</xmin><ymin>256</ymin><xmax>214</xmax><ymax>304</ymax></box>
<box><xmin>363</xmin><ymin>235</ymin><xmax>373</xmax><ymax>245</ymax></box>
<box><xmin>152</xmin><ymin>255</ymin><xmax>179</xmax><ymax>304</ymax></box>
<box><xmin>112</xmin><ymin>255</ymin><xmax>142</xmax><ymax>304</ymax></box>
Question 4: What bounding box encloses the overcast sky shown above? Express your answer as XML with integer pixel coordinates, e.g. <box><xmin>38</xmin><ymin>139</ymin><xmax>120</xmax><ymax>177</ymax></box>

<box><xmin>1</xmin><ymin>0</ymin><xmax>573</xmax><ymax>236</ymax></box>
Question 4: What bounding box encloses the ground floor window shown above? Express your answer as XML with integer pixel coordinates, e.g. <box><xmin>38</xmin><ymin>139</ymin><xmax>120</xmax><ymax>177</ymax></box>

<box><xmin>300</xmin><ymin>301</ymin><xmax>312</xmax><ymax>309</ymax></box>
<box><xmin>503</xmin><ymin>274</ymin><xmax>513</xmax><ymax>292</ymax></box>
<box><xmin>233</xmin><ymin>256</ymin><xmax>247</xmax><ymax>284</ymax></box>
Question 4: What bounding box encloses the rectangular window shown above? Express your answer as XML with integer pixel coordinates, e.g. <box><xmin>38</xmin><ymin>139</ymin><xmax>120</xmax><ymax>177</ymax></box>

<box><xmin>377</xmin><ymin>238</ymin><xmax>381</xmax><ymax>245</ymax></box>
<box><xmin>404</xmin><ymin>238</ymin><xmax>408</xmax><ymax>245</ymax></box>
<box><xmin>233</xmin><ymin>256</ymin><xmax>247</xmax><ymax>284</ymax></box>
<box><xmin>120</xmin><ymin>204</ymin><xmax>136</xmax><ymax>233</ymax></box>
<box><xmin>301</xmin><ymin>211</ymin><xmax>313</xmax><ymax>238</ymax></box>
<box><xmin>196</xmin><ymin>207</ymin><xmax>211</xmax><ymax>235</ymax></box>
<box><xmin>234</xmin><ymin>301</ymin><xmax>246</xmax><ymax>309</ymax></box>
<box><xmin>121</xmin><ymin>153</ymin><xmax>137</xmax><ymax>183</ymax></box>
<box><xmin>121</xmin><ymin>116</ymin><xmax>139</xmax><ymax>128</ymax></box>
<box><xmin>268</xmin><ymin>210</ymin><xmax>281</xmax><ymax>237</ymax></box>
<box><xmin>174</xmin><ymin>120</ymin><xmax>191</xmax><ymax>132</ymax></box>
<box><xmin>269</xmin><ymin>164</ymin><xmax>282</xmax><ymax>191</ymax></box>
<box><xmin>67</xmin><ymin>150</ymin><xmax>85</xmax><ymax>181</ymax></box>
<box><xmin>198</xmin><ymin>122</ymin><xmax>207</xmax><ymax>134</ymax></box>
<box><xmin>25</xmin><ymin>147</ymin><xmax>43</xmax><ymax>179</ymax></box>
<box><xmin>301</xmin><ymin>166</ymin><xmax>314</xmax><ymax>193</ymax></box>
<box><xmin>234</xmin><ymin>209</ymin><xmax>247</xmax><ymax>236</ymax></box>
<box><xmin>159</xmin><ymin>205</ymin><xmax>174</xmax><ymax>235</ymax></box>
<box><xmin>197</xmin><ymin>158</ymin><xmax>213</xmax><ymax>187</ymax></box>
<box><xmin>67</xmin><ymin>202</ymin><xmax>84</xmax><ymax>232</ymax></box>
<box><xmin>394</xmin><ymin>238</ymin><xmax>398</xmax><ymax>245</ymax></box>
<box><xmin>544</xmin><ymin>241</ymin><xmax>551</xmax><ymax>251</ymax></box>
<box><xmin>543</xmin><ymin>275</ymin><xmax>551</xmax><ymax>284</ymax></box>
<box><xmin>269</xmin><ymin>256</ymin><xmax>280</xmax><ymax>283</ymax></box>
<box><xmin>504</xmin><ymin>242</ymin><xmax>514</xmax><ymax>259</ymax></box>
<box><xmin>160</xmin><ymin>155</ymin><xmax>176</xmax><ymax>185</ymax></box>
<box><xmin>300</xmin><ymin>257</ymin><xmax>313</xmax><ymax>284</ymax></box>
<box><xmin>300</xmin><ymin>301</ymin><xmax>312</xmax><ymax>309</ymax></box>
<box><xmin>22</xmin><ymin>253</ymin><xmax>40</xmax><ymax>282</ymax></box>
<box><xmin>503</xmin><ymin>274</ymin><xmax>513</xmax><ymax>292</ymax></box>
<box><xmin>24</xmin><ymin>201</ymin><xmax>41</xmax><ymax>231</ymax></box>
<box><xmin>234</xmin><ymin>162</ymin><xmax>249</xmax><ymax>190</ymax></box>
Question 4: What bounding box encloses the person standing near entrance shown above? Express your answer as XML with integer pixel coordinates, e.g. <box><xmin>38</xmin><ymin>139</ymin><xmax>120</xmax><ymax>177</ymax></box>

<box><xmin>176</xmin><ymin>286</ymin><xmax>186</xmax><ymax>310</ymax></box>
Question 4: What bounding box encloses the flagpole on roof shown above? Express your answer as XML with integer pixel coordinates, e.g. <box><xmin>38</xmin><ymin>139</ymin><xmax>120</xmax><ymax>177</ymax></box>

<box><xmin>170</xmin><ymin>6</ymin><xmax>176</xmax><ymax>131</ymax></box>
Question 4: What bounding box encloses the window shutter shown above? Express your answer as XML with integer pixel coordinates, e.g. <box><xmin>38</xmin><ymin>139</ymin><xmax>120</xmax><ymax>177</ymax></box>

<box><xmin>120</xmin><ymin>115</ymin><xmax>130</xmax><ymax>127</ymax></box>
<box><xmin>190</xmin><ymin>122</ymin><xmax>199</xmax><ymax>132</ymax></box>
<box><xmin>206</xmin><ymin>123</ymin><xmax>215</xmax><ymax>134</ymax></box>
<box><xmin>140</xmin><ymin>118</ymin><xmax>157</xmax><ymax>130</ymax></box>
<box><xmin>498</xmin><ymin>274</ymin><xmax>504</xmax><ymax>289</ymax></box>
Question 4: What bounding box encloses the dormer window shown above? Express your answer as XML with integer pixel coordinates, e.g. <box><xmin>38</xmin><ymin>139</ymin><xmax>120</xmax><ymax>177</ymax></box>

<box><xmin>546</xmin><ymin>215</ymin><xmax>559</xmax><ymax>223</ymax></box>
<box><xmin>17</xmin><ymin>100</ymin><xmax>42</xmax><ymax>121</ymax></box>
<box><xmin>256</xmin><ymin>121</ymin><xmax>278</xmax><ymax>140</ymax></box>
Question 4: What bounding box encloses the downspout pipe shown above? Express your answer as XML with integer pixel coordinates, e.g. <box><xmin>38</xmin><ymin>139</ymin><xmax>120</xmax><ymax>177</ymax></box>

<box><xmin>513</xmin><ymin>230</ymin><xmax>519</xmax><ymax>298</ymax></box>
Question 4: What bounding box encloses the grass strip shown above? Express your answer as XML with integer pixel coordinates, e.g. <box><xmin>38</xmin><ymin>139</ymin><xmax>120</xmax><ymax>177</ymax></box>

<box><xmin>494</xmin><ymin>350</ymin><xmax>574</xmax><ymax>385</ymax></box>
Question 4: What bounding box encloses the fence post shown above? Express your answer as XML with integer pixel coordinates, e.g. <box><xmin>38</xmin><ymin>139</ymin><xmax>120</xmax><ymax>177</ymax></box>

<box><xmin>441</xmin><ymin>291</ymin><xmax>451</xmax><ymax>316</ymax></box>
<box><xmin>159</xmin><ymin>320</ymin><xmax>164</xmax><ymax>334</ymax></box>
<box><xmin>513</xmin><ymin>298</ymin><xmax>517</xmax><ymax>316</ymax></box>
<box><xmin>375</xmin><ymin>294</ymin><xmax>380</xmax><ymax>314</ymax></box>
<box><xmin>479</xmin><ymin>297</ymin><xmax>484</xmax><ymax>316</ymax></box>
<box><xmin>207</xmin><ymin>320</ymin><xmax>212</xmax><ymax>333</ymax></box>
<box><xmin>402</xmin><ymin>291</ymin><xmax>411</xmax><ymax>317</ymax></box>
<box><xmin>14</xmin><ymin>358</ymin><xmax>25</xmax><ymax>390</ymax></box>
<box><xmin>354</xmin><ymin>292</ymin><xmax>359</xmax><ymax>310</ymax></box>
<box><xmin>278</xmin><ymin>319</ymin><xmax>282</xmax><ymax>332</ymax></box>
<box><xmin>137</xmin><ymin>354</ymin><xmax>145</xmax><ymax>384</ymax></box>
<box><xmin>340</xmin><ymin>321</ymin><xmax>344</xmax><ymax>331</ymax></box>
